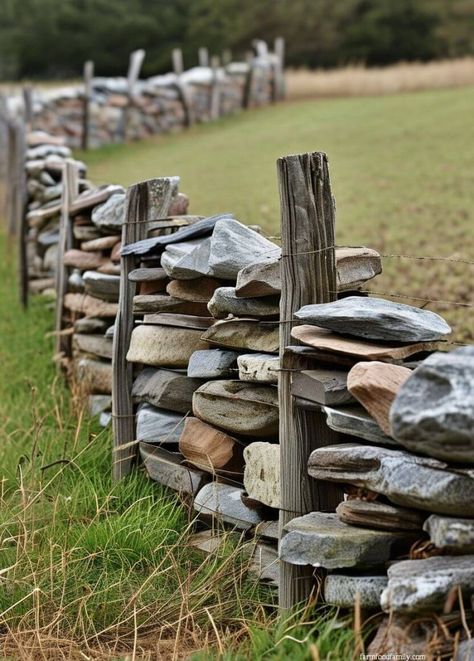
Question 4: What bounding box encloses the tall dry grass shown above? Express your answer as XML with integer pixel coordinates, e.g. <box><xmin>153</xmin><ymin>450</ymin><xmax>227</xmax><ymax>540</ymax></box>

<box><xmin>286</xmin><ymin>57</ymin><xmax>474</xmax><ymax>100</ymax></box>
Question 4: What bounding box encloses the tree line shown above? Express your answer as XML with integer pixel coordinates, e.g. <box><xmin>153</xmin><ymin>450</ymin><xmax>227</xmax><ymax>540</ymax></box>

<box><xmin>0</xmin><ymin>0</ymin><xmax>473</xmax><ymax>80</ymax></box>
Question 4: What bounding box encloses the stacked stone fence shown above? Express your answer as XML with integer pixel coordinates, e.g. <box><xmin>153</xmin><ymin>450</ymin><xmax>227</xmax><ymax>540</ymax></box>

<box><xmin>5</xmin><ymin>124</ymin><xmax>474</xmax><ymax>658</ymax></box>
<box><xmin>1</xmin><ymin>38</ymin><xmax>284</xmax><ymax>151</ymax></box>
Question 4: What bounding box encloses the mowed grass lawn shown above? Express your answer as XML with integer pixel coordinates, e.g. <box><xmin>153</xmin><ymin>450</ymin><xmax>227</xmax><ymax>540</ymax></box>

<box><xmin>0</xmin><ymin>87</ymin><xmax>472</xmax><ymax>659</ymax></box>
<box><xmin>84</xmin><ymin>86</ymin><xmax>474</xmax><ymax>341</ymax></box>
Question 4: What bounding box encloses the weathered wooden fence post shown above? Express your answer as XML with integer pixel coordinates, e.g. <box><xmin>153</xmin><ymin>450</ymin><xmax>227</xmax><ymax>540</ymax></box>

<box><xmin>122</xmin><ymin>49</ymin><xmax>145</xmax><ymax>141</ymax></box>
<box><xmin>112</xmin><ymin>177</ymin><xmax>176</xmax><ymax>481</ymax></box>
<box><xmin>55</xmin><ymin>159</ymin><xmax>80</xmax><ymax>360</ymax></box>
<box><xmin>222</xmin><ymin>49</ymin><xmax>232</xmax><ymax>67</ymax></box>
<box><xmin>274</xmin><ymin>37</ymin><xmax>286</xmax><ymax>100</ymax></box>
<box><xmin>243</xmin><ymin>51</ymin><xmax>256</xmax><ymax>109</ymax></box>
<box><xmin>172</xmin><ymin>48</ymin><xmax>184</xmax><ymax>76</ymax></box>
<box><xmin>198</xmin><ymin>47</ymin><xmax>209</xmax><ymax>68</ymax></box>
<box><xmin>22</xmin><ymin>86</ymin><xmax>34</xmax><ymax>129</ymax></box>
<box><xmin>15</xmin><ymin>120</ymin><xmax>28</xmax><ymax>307</ymax></box>
<box><xmin>172</xmin><ymin>48</ymin><xmax>194</xmax><ymax>127</ymax></box>
<box><xmin>210</xmin><ymin>55</ymin><xmax>221</xmax><ymax>121</ymax></box>
<box><xmin>81</xmin><ymin>60</ymin><xmax>94</xmax><ymax>151</ymax></box>
<box><xmin>278</xmin><ymin>152</ymin><xmax>341</xmax><ymax>610</ymax></box>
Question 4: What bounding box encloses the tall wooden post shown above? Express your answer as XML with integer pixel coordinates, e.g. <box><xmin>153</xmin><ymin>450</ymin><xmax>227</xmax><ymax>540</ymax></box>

<box><xmin>15</xmin><ymin>120</ymin><xmax>28</xmax><ymax>307</ymax></box>
<box><xmin>81</xmin><ymin>60</ymin><xmax>94</xmax><ymax>151</ymax></box>
<box><xmin>277</xmin><ymin>152</ymin><xmax>340</xmax><ymax>610</ymax></box>
<box><xmin>123</xmin><ymin>49</ymin><xmax>145</xmax><ymax>141</ymax></box>
<box><xmin>112</xmin><ymin>177</ymin><xmax>176</xmax><ymax>481</ymax></box>
<box><xmin>274</xmin><ymin>37</ymin><xmax>286</xmax><ymax>100</ymax></box>
<box><xmin>172</xmin><ymin>48</ymin><xmax>184</xmax><ymax>75</ymax></box>
<box><xmin>198</xmin><ymin>47</ymin><xmax>209</xmax><ymax>67</ymax></box>
<box><xmin>210</xmin><ymin>55</ymin><xmax>221</xmax><ymax>120</ymax></box>
<box><xmin>55</xmin><ymin>160</ymin><xmax>79</xmax><ymax>361</ymax></box>
<box><xmin>22</xmin><ymin>87</ymin><xmax>34</xmax><ymax>129</ymax></box>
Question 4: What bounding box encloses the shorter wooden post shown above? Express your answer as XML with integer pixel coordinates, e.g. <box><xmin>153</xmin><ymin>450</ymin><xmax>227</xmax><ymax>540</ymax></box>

<box><xmin>172</xmin><ymin>48</ymin><xmax>184</xmax><ymax>75</ymax></box>
<box><xmin>81</xmin><ymin>60</ymin><xmax>94</xmax><ymax>151</ymax></box>
<box><xmin>6</xmin><ymin>120</ymin><xmax>16</xmax><ymax>237</ymax></box>
<box><xmin>112</xmin><ymin>177</ymin><xmax>176</xmax><ymax>481</ymax></box>
<box><xmin>55</xmin><ymin>160</ymin><xmax>79</xmax><ymax>361</ymax></box>
<box><xmin>274</xmin><ymin>37</ymin><xmax>285</xmax><ymax>100</ymax></box>
<box><xmin>243</xmin><ymin>54</ymin><xmax>255</xmax><ymax>109</ymax></box>
<box><xmin>210</xmin><ymin>55</ymin><xmax>221</xmax><ymax>120</ymax></box>
<box><xmin>277</xmin><ymin>152</ymin><xmax>341</xmax><ymax>610</ymax></box>
<box><xmin>222</xmin><ymin>49</ymin><xmax>232</xmax><ymax>67</ymax></box>
<box><xmin>22</xmin><ymin>87</ymin><xmax>34</xmax><ymax>129</ymax></box>
<box><xmin>198</xmin><ymin>47</ymin><xmax>209</xmax><ymax>67</ymax></box>
<box><xmin>15</xmin><ymin>120</ymin><xmax>28</xmax><ymax>307</ymax></box>
<box><xmin>123</xmin><ymin>49</ymin><xmax>145</xmax><ymax>141</ymax></box>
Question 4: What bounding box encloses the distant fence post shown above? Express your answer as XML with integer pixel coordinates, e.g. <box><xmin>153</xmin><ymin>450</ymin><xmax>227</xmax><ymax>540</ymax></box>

<box><xmin>172</xmin><ymin>48</ymin><xmax>194</xmax><ymax>127</ymax></box>
<box><xmin>243</xmin><ymin>51</ymin><xmax>256</xmax><ymax>109</ymax></box>
<box><xmin>22</xmin><ymin>86</ymin><xmax>34</xmax><ymax>130</ymax></box>
<box><xmin>55</xmin><ymin>160</ymin><xmax>80</xmax><ymax>362</ymax></box>
<box><xmin>222</xmin><ymin>49</ymin><xmax>232</xmax><ymax>67</ymax></box>
<box><xmin>112</xmin><ymin>177</ymin><xmax>176</xmax><ymax>481</ymax></box>
<box><xmin>273</xmin><ymin>37</ymin><xmax>286</xmax><ymax>100</ymax></box>
<box><xmin>122</xmin><ymin>49</ymin><xmax>145</xmax><ymax>142</ymax></box>
<box><xmin>210</xmin><ymin>55</ymin><xmax>221</xmax><ymax>120</ymax></box>
<box><xmin>15</xmin><ymin>120</ymin><xmax>28</xmax><ymax>307</ymax></box>
<box><xmin>198</xmin><ymin>47</ymin><xmax>209</xmax><ymax>68</ymax></box>
<box><xmin>82</xmin><ymin>60</ymin><xmax>94</xmax><ymax>151</ymax></box>
<box><xmin>277</xmin><ymin>152</ymin><xmax>341</xmax><ymax>610</ymax></box>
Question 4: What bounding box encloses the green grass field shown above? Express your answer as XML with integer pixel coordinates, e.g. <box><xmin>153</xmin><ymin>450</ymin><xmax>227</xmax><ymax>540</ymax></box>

<box><xmin>0</xmin><ymin>86</ymin><xmax>473</xmax><ymax>658</ymax></box>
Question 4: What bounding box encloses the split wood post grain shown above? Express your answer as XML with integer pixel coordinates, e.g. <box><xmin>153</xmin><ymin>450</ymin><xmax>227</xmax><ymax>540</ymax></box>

<box><xmin>112</xmin><ymin>177</ymin><xmax>176</xmax><ymax>481</ymax></box>
<box><xmin>210</xmin><ymin>55</ymin><xmax>221</xmax><ymax>120</ymax></box>
<box><xmin>81</xmin><ymin>60</ymin><xmax>94</xmax><ymax>151</ymax></box>
<box><xmin>55</xmin><ymin>159</ymin><xmax>79</xmax><ymax>361</ymax></box>
<box><xmin>277</xmin><ymin>152</ymin><xmax>342</xmax><ymax>610</ymax></box>
<box><xmin>198</xmin><ymin>47</ymin><xmax>209</xmax><ymax>68</ymax></box>
<box><xmin>22</xmin><ymin>86</ymin><xmax>34</xmax><ymax>129</ymax></box>
<box><xmin>122</xmin><ymin>49</ymin><xmax>146</xmax><ymax>141</ymax></box>
<box><xmin>15</xmin><ymin>120</ymin><xmax>28</xmax><ymax>307</ymax></box>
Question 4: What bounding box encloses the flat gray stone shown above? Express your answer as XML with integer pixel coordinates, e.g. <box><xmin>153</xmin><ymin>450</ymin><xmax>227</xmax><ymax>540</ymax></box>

<box><xmin>76</xmin><ymin>358</ymin><xmax>112</xmax><ymax>394</ymax></box>
<box><xmin>309</xmin><ymin>444</ymin><xmax>474</xmax><ymax>516</ymax></box>
<box><xmin>249</xmin><ymin>543</ymin><xmax>279</xmax><ymax>587</ymax></box>
<box><xmin>73</xmin><ymin>333</ymin><xmax>113</xmax><ymax>360</ymax></box>
<box><xmin>127</xmin><ymin>324</ymin><xmax>209</xmax><ymax>368</ymax></box>
<box><xmin>68</xmin><ymin>269</ymin><xmax>85</xmax><ymax>292</ymax></box>
<box><xmin>73</xmin><ymin>225</ymin><xmax>102</xmax><ymax>241</ymax></box>
<box><xmin>292</xmin><ymin>368</ymin><xmax>354</xmax><ymax>406</ymax></box>
<box><xmin>208</xmin><ymin>219</ymin><xmax>280</xmax><ymax>279</ymax></box>
<box><xmin>208</xmin><ymin>287</ymin><xmax>279</xmax><ymax>319</ymax></box>
<box><xmin>74</xmin><ymin>317</ymin><xmax>109</xmax><ymax>334</ymax></box>
<box><xmin>88</xmin><ymin>395</ymin><xmax>111</xmax><ymax>417</ymax></box>
<box><xmin>390</xmin><ymin>346</ymin><xmax>474</xmax><ymax>464</ymax></box>
<box><xmin>324</xmin><ymin>574</ymin><xmax>388</xmax><ymax>609</ymax></box>
<box><xmin>91</xmin><ymin>192</ymin><xmax>125</xmax><ymax>232</ymax></box>
<box><xmin>280</xmin><ymin>512</ymin><xmax>416</xmax><ymax>569</ymax></box>
<box><xmin>139</xmin><ymin>443</ymin><xmax>207</xmax><ymax>495</ymax></box>
<box><xmin>128</xmin><ymin>267</ymin><xmax>168</xmax><ymax>283</ymax></box>
<box><xmin>243</xmin><ymin>442</ymin><xmax>280</xmax><ymax>508</ymax></box>
<box><xmin>193</xmin><ymin>380</ymin><xmax>279</xmax><ymax>437</ymax></box>
<box><xmin>237</xmin><ymin>353</ymin><xmax>279</xmax><ymax>384</ymax></box>
<box><xmin>161</xmin><ymin>238</ymin><xmax>212</xmax><ymax>280</ymax></box>
<box><xmin>337</xmin><ymin>499</ymin><xmax>425</xmax><ymax>531</ymax></box>
<box><xmin>136</xmin><ymin>404</ymin><xmax>186</xmax><ymax>444</ymax></box>
<box><xmin>235</xmin><ymin>258</ymin><xmax>280</xmax><ymax>298</ymax></box>
<box><xmin>99</xmin><ymin>412</ymin><xmax>111</xmax><ymax>427</ymax></box>
<box><xmin>381</xmin><ymin>555</ymin><xmax>474</xmax><ymax>614</ymax></box>
<box><xmin>187</xmin><ymin>349</ymin><xmax>240</xmax><ymax>378</ymax></box>
<box><xmin>194</xmin><ymin>482</ymin><xmax>263</xmax><ymax>530</ymax></box>
<box><xmin>295</xmin><ymin>296</ymin><xmax>451</xmax><ymax>342</ymax></box>
<box><xmin>83</xmin><ymin>271</ymin><xmax>120</xmax><ymax>302</ymax></box>
<box><xmin>424</xmin><ymin>515</ymin><xmax>474</xmax><ymax>552</ymax></box>
<box><xmin>322</xmin><ymin>405</ymin><xmax>397</xmax><ymax>446</ymax></box>
<box><xmin>202</xmin><ymin>319</ymin><xmax>279</xmax><ymax>353</ymax></box>
<box><xmin>132</xmin><ymin>367</ymin><xmax>204</xmax><ymax>414</ymax></box>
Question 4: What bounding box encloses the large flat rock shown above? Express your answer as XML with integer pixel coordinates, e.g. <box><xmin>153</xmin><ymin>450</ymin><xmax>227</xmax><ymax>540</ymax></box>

<box><xmin>423</xmin><ymin>515</ymin><xmax>474</xmax><ymax>552</ymax></box>
<box><xmin>208</xmin><ymin>219</ymin><xmax>280</xmax><ymax>279</ymax></box>
<box><xmin>309</xmin><ymin>444</ymin><xmax>474</xmax><ymax>516</ymax></box>
<box><xmin>139</xmin><ymin>443</ymin><xmax>207</xmax><ymax>495</ymax></box>
<box><xmin>295</xmin><ymin>297</ymin><xmax>451</xmax><ymax>342</ymax></box>
<box><xmin>292</xmin><ymin>325</ymin><xmax>442</xmax><ymax>362</ymax></box>
<box><xmin>132</xmin><ymin>367</ymin><xmax>204</xmax><ymax>414</ymax></box>
<box><xmin>76</xmin><ymin>358</ymin><xmax>112</xmax><ymax>394</ymax></box>
<box><xmin>64</xmin><ymin>293</ymin><xmax>118</xmax><ymax>318</ymax></box>
<box><xmin>390</xmin><ymin>346</ymin><xmax>474</xmax><ymax>464</ymax></box>
<box><xmin>73</xmin><ymin>333</ymin><xmax>113</xmax><ymax>360</ymax></box>
<box><xmin>127</xmin><ymin>324</ymin><xmax>209</xmax><ymax>368</ymax></box>
<box><xmin>235</xmin><ymin>258</ymin><xmax>280</xmax><ymax>298</ymax></box>
<box><xmin>166</xmin><ymin>277</ymin><xmax>221</xmax><ymax>303</ymax></box>
<box><xmin>178</xmin><ymin>417</ymin><xmax>244</xmax><ymax>474</ymax></box>
<box><xmin>136</xmin><ymin>403</ymin><xmax>186</xmax><ymax>444</ymax></box>
<box><xmin>193</xmin><ymin>380</ymin><xmax>279</xmax><ymax>437</ymax></box>
<box><xmin>132</xmin><ymin>294</ymin><xmax>209</xmax><ymax>316</ymax></box>
<box><xmin>291</xmin><ymin>368</ymin><xmax>353</xmax><ymax>406</ymax></box>
<box><xmin>161</xmin><ymin>238</ymin><xmax>212</xmax><ymax>279</ymax></box>
<box><xmin>324</xmin><ymin>574</ymin><xmax>388</xmax><ymax>609</ymax></box>
<box><xmin>83</xmin><ymin>270</ymin><xmax>120</xmax><ymax>302</ymax></box>
<box><xmin>243</xmin><ymin>442</ymin><xmax>280</xmax><ymax>508</ymax></box>
<box><xmin>64</xmin><ymin>249</ymin><xmax>106</xmax><ymax>271</ymax></box>
<box><xmin>348</xmin><ymin>362</ymin><xmax>411</xmax><ymax>435</ymax></box>
<box><xmin>280</xmin><ymin>512</ymin><xmax>416</xmax><ymax>569</ymax></box>
<box><xmin>194</xmin><ymin>482</ymin><xmax>263</xmax><ymax>530</ymax></box>
<box><xmin>187</xmin><ymin>349</ymin><xmax>240</xmax><ymax>379</ymax></box>
<box><xmin>91</xmin><ymin>192</ymin><xmax>125</xmax><ymax>232</ymax></box>
<box><xmin>202</xmin><ymin>319</ymin><xmax>279</xmax><ymax>353</ymax></box>
<box><xmin>237</xmin><ymin>353</ymin><xmax>279</xmax><ymax>384</ymax></box>
<box><xmin>208</xmin><ymin>287</ymin><xmax>279</xmax><ymax>319</ymax></box>
<box><xmin>322</xmin><ymin>405</ymin><xmax>397</xmax><ymax>446</ymax></box>
<box><xmin>381</xmin><ymin>555</ymin><xmax>474</xmax><ymax>614</ymax></box>
<box><xmin>336</xmin><ymin>499</ymin><xmax>424</xmax><ymax>531</ymax></box>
